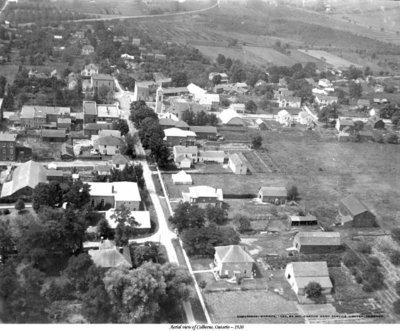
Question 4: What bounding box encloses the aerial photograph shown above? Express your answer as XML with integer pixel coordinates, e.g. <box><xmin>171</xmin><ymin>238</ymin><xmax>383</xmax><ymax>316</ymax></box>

<box><xmin>0</xmin><ymin>0</ymin><xmax>400</xmax><ymax>326</ymax></box>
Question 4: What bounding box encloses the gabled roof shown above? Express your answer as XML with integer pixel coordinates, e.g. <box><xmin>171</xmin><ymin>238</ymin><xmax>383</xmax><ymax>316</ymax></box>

<box><xmin>86</xmin><ymin>181</ymin><xmax>141</xmax><ymax>202</ymax></box>
<box><xmin>340</xmin><ymin>195</ymin><xmax>370</xmax><ymax>216</ymax></box>
<box><xmin>83</xmin><ymin>101</ymin><xmax>97</xmax><ymax>115</ymax></box>
<box><xmin>219</xmin><ymin>108</ymin><xmax>244</xmax><ymax>125</ymax></box>
<box><xmin>95</xmin><ymin>135</ymin><xmax>124</xmax><ymax>146</ymax></box>
<box><xmin>41</xmin><ymin>129</ymin><xmax>66</xmax><ymax>138</ymax></box>
<box><xmin>290</xmin><ymin>261</ymin><xmax>330</xmax><ymax>277</ymax></box>
<box><xmin>189</xmin><ymin>126</ymin><xmax>218</xmax><ymax>134</ymax></box>
<box><xmin>0</xmin><ymin>133</ymin><xmax>17</xmax><ymax>142</ymax></box>
<box><xmin>229</xmin><ymin>153</ymin><xmax>248</xmax><ymax>168</ymax></box>
<box><xmin>112</xmin><ymin>154</ymin><xmax>130</xmax><ymax>165</ymax></box>
<box><xmin>92</xmin><ymin>74</ymin><xmax>113</xmax><ymax>81</ymax></box>
<box><xmin>1</xmin><ymin>161</ymin><xmax>48</xmax><ymax>198</ymax></box>
<box><xmin>338</xmin><ymin>118</ymin><xmax>354</xmax><ymax>126</ymax></box>
<box><xmin>173</xmin><ymin>145</ymin><xmax>198</xmax><ymax>154</ymax></box>
<box><xmin>259</xmin><ymin>187</ymin><xmax>287</xmax><ymax>197</ymax></box>
<box><xmin>97</xmin><ymin>104</ymin><xmax>120</xmax><ymax>118</ymax></box>
<box><xmin>187</xmin><ymin>83</ymin><xmax>206</xmax><ymax>98</ymax></box>
<box><xmin>199</xmin><ymin>151</ymin><xmax>225</xmax><ymax>158</ymax></box>
<box><xmin>215</xmin><ymin>245</ymin><xmax>255</xmax><ymax>264</ymax></box>
<box><xmin>89</xmin><ymin>247</ymin><xmax>132</xmax><ymax>268</ymax></box>
<box><xmin>164</xmin><ymin>128</ymin><xmax>196</xmax><ymax>138</ymax></box>
<box><xmin>172</xmin><ymin>170</ymin><xmax>193</xmax><ymax>184</ymax></box>
<box><xmin>188</xmin><ymin>186</ymin><xmax>223</xmax><ymax>199</ymax></box>
<box><xmin>294</xmin><ymin>232</ymin><xmax>341</xmax><ymax>246</ymax></box>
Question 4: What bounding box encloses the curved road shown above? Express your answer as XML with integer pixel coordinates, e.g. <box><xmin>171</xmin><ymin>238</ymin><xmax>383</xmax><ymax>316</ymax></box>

<box><xmin>69</xmin><ymin>0</ymin><xmax>219</xmax><ymax>23</ymax></box>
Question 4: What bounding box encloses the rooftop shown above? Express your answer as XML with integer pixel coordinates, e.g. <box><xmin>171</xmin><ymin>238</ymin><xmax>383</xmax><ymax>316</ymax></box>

<box><xmin>83</xmin><ymin>101</ymin><xmax>97</xmax><ymax>115</ymax></box>
<box><xmin>164</xmin><ymin>128</ymin><xmax>196</xmax><ymax>138</ymax></box>
<box><xmin>41</xmin><ymin>129</ymin><xmax>67</xmax><ymax>138</ymax></box>
<box><xmin>97</xmin><ymin>104</ymin><xmax>120</xmax><ymax>118</ymax></box>
<box><xmin>189</xmin><ymin>126</ymin><xmax>218</xmax><ymax>134</ymax></box>
<box><xmin>215</xmin><ymin>245</ymin><xmax>255</xmax><ymax>264</ymax></box>
<box><xmin>259</xmin><ymin>187</ymin><xmax>287</xmax><ymax>197</ymax></box>
<box><xmin>0</xmin><ymin>133</ymin><xmax>17</xmax><ymax>142</ymax></box>
<box><xmin>173</xmin><ymin>145</ymin><xmax>198</xmax><ymax>154</ymax></box>
<box><xmin>92</xmin><ymin>74</ymin><xmax>114</xmax><ymax>81</ymax></box>
<box><xmin>295</xmin><ymin>232</ymin><xmax>341</xmax><ymax>246</ymax></box>
<box><xmin>85</xmin><ymin>181</ymin><xmax>141</xmax><ymax>202</ymax></box>
<box><xmin>340</xmin><ymin>195</ymin><xmax>370</xmax><ymax>216</ymax></box>
<box><xmin>94</xmin><ymin>135</ymin><xmax>123</xmax><ymax>146</ymax></box>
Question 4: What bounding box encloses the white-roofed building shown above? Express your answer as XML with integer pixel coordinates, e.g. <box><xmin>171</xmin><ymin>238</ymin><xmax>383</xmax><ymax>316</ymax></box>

<box><xmin>163</xmin><ymin>128</ymin><xmax>196</xmax><ymax>146</ymax></box>
<box><xmin>187</xmin><ymin>83</ymin><xmax>206</xmax><ymax>100</ymax></box>
<box><xmin>231</xmin><ymin>103</ymin><xmax>245</xmax><ymax>114</ymax></box>
<box><xmin>182</xmin><ymin>185</ymin><xmax>223</xmax><ymax>207</ymax></box>
<box><xmin>219</xmin><ymin>108</ymin><xmax>244</xmax><ymax>126</ymax></box>
<box><xmin>86</xmin><ymin>181</ymin><xmax>141</xmax><ymax>211</ymax></box>
<box><xmin>284</xmin><ymin>261</ymin><xmax>333</xmax><ymax>297</ymax></box>
<box><xmin>199</xmin><ymin>94</ymin><xmax>220</xmax><ymax>111</ymax></box>
<box><xmin>97</xmin><ymin>104</ymin><xmax>120</xmax><ymax>122</ymax></box>
<box><xmin>172</xmin><ymin>171</ymin><xmax>193</xmax><ymax>185</ymax></box>
<box><xmin>276</xmin><ymin>109</ymin><xmax>294</xmax><ymax>127</ymax></box>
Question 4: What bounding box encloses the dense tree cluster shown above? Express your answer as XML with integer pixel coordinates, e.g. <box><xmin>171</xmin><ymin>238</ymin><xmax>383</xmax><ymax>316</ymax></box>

<box><xmin>181</xmin><ymin>110</ymin><xmax>218</xmax><ymax>126</ymax></box>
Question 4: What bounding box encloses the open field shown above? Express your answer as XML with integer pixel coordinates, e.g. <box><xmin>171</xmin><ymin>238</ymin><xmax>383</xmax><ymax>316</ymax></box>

<box><xmin>298</xmin><ymin>49</ymin><xmax>361</xmax><ymax>69</ymax></box>
<box><xmin>54</xmin><ymin>0</ymin><xmax>145</xmax><ymax>16</ymax></box>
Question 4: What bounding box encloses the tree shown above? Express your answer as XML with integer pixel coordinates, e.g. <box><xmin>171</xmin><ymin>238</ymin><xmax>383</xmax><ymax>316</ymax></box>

<box><xmin>32</xmin><ymin>181</ymin><xmax>63</xmax><ymax>211</ymax></box>
<box><xmin>171</xmin><ymin>71</ymin><xmax>188</xmax><ymax>87</ymax></box>
<box><xmin>121</xmin><ymin>133</ymin><xmax>137</xmax><ymax>158</ymax></box>
<box><xmin>95</xmin><ymin>85</ymin><xmax>114</xmax><ymax>104</ymax></box>
<box><xmin>205</xmin><ymin>205</ymin><xmax>228</xmax><ymax>225</ymax></box>
<box><xmin>245</xmin><ymin>100</ymin><xmax>257</xmax><ymax>114</ymax></box>
<box><xmin>130</xmin><ymin>101</ymin><xmax>158</xmax><ymax>129</ymax></box>
<box><xmin>14</xmin><ymin>199</ymin><xmax>25</xmax><ymax>214</ymax></box>
<box><xmin>63</xmin><ymin>180</ymin><xmax>91</xmax><ymax>210</ymax></box>
<box><xmin>111</xmin><ymin>204</ymin><xmax>140</xmax><ymax>246</ymax></box>
<box><xmin>353</xmin><ymin>120</ymin><xmax>364</xmax><ymax>132</ymax></box>
<box><xmin>390</xmin><ymin>250</ymin><xmax>400</xmax><ymax>266</ymax></box>
<box><xmin>181</xmin><ymin>225</ymin><xmax>240</xmax><ymax>257</ymax></box>
<box><xmin>97</xmin><ymin>217</ymin><xmax>113</xmax><ymax>240</ymax></box>
<box><xmin>394</xmin><ymin>299</ymin><xmax>400</xmax><ymax>315</ymax></box>
<box><xmin>112</xmin><ymin>119</ymin><xmax>129</xmax><ymax>136</ymax></box>
<box><xmin>212</xmin><ymin>74</ymin><xmax>221</xmax><ymax>86</ymax></box>
<box><xmin>395</xmin><ymin>281</ymin><xmax>400</xmax><ymax>296</ymax></box>
<box><xmin>129</xmin><ymin>242</ymin><xmax>164</xmax><ymax>268</ymax></box>
<box><xmin>224</xmin><ymin>58</ymin><xmax>232</xmax><ymax>70</ymax></box>
<box><xmin>82</xmin><ymin>283</ymin><xmax>114</xmax><ymax>323</ymax></box>
<box><xmin>63</xmin><ymin>253</ymin><xmax>96</xmax><ymax>293</ymax></box>
<box><xmin>287</xmin><ymin>185</ymin><xmax>299</xmax><ymax>201</ymax></box>
<box><xmin>0</xmin><ymin>222</ymin><xmax>15</xmax><ymax>262</ymax></box>
<box><xmin>169</xmin><ymin>202</ymin><xmax>206</xmax><ymax>233</ymax></box>
<box><xmin>216</xmin><ymin>54</ymin><xmax>226</xmax><ymax>65</ymax></box>
<box><xmin>233</xmin><ymin>214</ymin><xmax>252</xmax><ymax>233</ymax></box>
<box><xmin>103</xmin><ymin>262</ymin><xmax>192</xmax><ymax>323</ymax></box>
<box><xmin>251</xmin><ymin>135</ymin><xmax>263</xmax><ymax>149</ymax></box>
<box><xmin>318</xmin><ymin>104</ymin><xmax>338</xmax><ymax>123</ymax></box>
<box><xmin>349</xmin><ymin>81</ymin><xmax>362</xmax><ymax>99</ymax></box>
<box><xmin>305</xmin><ymin>282</ymin><xmax>322</xmax><ymax>299</ymax></box>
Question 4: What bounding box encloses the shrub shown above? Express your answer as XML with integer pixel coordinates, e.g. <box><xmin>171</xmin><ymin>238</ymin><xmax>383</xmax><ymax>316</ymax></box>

<box><xmin>362</xmin><ymin>283</ymin><xmax>374</xmax><ymax>293</ymax></box>
<box><xmin>362</xmin><ymin>265</ymin><xmax>385</xmax><ymax>290</ymax></box>
<box><xmin>355</xmin><ymin>275</ymin><xmax>363</xmax><ymax>284</ymax></box>
<box><xmin>390</xmin><ymin>250</ymin><xmax>400</xmax><ymax>266</ymax></box>
<box><xmin>233</xmin><ymin>214</ymin><xmax>252</xmax><ymax>233</ymax></box>
<box><xmin>15</xmin><ymin>199</ymin><xmax>25</xmax><ymax>213</ymax></box>
<box><xmin>342</xmin><ymin>252</ymin><xmax>359</xmax><ymax>268</ymax></box>
<box><xmin>287</xmin><ymin>185</ymin><xmax>299</xmax><ymax>201</ymax></box>
<box><xmin>199</xmin><ymin>281</ymin><xmax>207</xmax><ymax>289</ymax></box>
<box><xmin>356</xmin><ymin>242</ymin><xmax>372</xmax><ymax>255</ymax></box>
<box><xmin>3</xmin><ymin>209</ymin><xmax>10</xmax><ymax>215</ymax></box>
<box><xmin>367</xmin><ymin>256</ymin><xmax>381</xmax><ymax>267</ymax></box>
<box><xmin>394</xmin><ymin>299</ymin><xmax>400</xmax><ymax>315</ymax></box>
<box><xmin>305</xmin><ymin>282</ymin><xmax>322</xmax><ymax>299</ymax></box>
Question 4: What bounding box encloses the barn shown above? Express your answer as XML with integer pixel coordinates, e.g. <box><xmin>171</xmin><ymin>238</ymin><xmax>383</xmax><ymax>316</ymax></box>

<box><xmin>339</xmin><ymin>195</ymin><xmax>376</xmax><ymax>227</ymax></box>
<box><xmin>292</xmin><ymin>232</ymin><xmax>342</xmax><ymax>254</ymax></box>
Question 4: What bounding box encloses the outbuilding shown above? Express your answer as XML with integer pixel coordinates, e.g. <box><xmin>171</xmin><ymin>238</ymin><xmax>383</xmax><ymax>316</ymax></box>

<box><xmin>292</xmin><ymin>232</ymin><xmax>342</xmax><ymax>253</ymax></box>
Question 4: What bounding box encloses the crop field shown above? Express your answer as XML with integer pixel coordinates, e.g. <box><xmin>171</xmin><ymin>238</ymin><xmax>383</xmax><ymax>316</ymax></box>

<box><xmin>54</xmin><ymin>0</ymin><xmax>145</xmax><ymax>16</ymax></box>
<box><xmin>298</xmin><ymin>49</ymin><xmax>360</xmax><ymax>69</ymax></box>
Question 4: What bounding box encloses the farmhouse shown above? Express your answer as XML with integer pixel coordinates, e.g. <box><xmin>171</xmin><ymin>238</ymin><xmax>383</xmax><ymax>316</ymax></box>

<box><xmin>339</xmin><ymin>195</ymin><xmax>376</xmax><ymax>227</ymax></box>
<box><xmin>20</xmin><ymin>106</ymin><xmax>71</xmax><ymax>128</ymax></box>
<box><xmin>189</xmin><ymin>126</ymin><xmax>218</xmax><ymax>140</ymax></box>
<box><xmin>182</xmin><ymin>186</ymin><xmax>223</xmax><ymax>207</ymax></box>
<box><xmin>86</xmin><ymin>181</ymin><xmax>141</xmax><ymax>211</ymax></box>
<box><xmin>163</xmin><ymin>128</ymin><xmax>196</xmax><ymax>146</ymax></box>
<box><xmin>228</xmin><ymin>153</ymin><xmax>248</xmax><ymax>175</ymax></box>
<box><xmin>285</xmin><ymin>261</ymin><xmax>333</xmax><ymax>296</ymax></box>
<box><xmin>288</xmin><ymin>215</ymin><xmax>318</xmax><ymax>226</ymax></box>
<box><xmin>133</xmin><ymin>81</ymin><xmax>155</xmax><ymax>101</ymax></box>
<box><xmin>93</xmin><ymin>136</ymin><xmax>124</xmax><ymax>156</ymax></box>
<box><xmin>258</xmin><ymin>187</ymin><xmax>287</xmax><ymax>205</ymax></box>
<box><xmin>292</xmin><ymin>232</ymin><xmax>342</xmax><ymax>253</ymax></box>
<box><xmin>209</xmin><ymin>72</ymin><xmax>229</xmax><ymax>84</ymax></box>
<box><xmin>318</xmin><ymin>79</ymin><xmax>332</xmax><ymax>88</ymax></box>
<box><xmin>172</xmin><ymin>170</ymin><xmax>193</xmax><ymax>185</ymax></box>
<box><xmin>1</xmin><ymin>160</ymin><xmax>48</xmax><ymax>198</ymax></box>
<box><xmin>162</xmin><ymin>87</ymin><xmax>189</xmax><ymax>97</ymax></box>
<box><xmin>219</xmin><ymin>108</ymin><xmax>244</xmax><ymax>126</ymax></box>
<box><xmin>0</xmin><ymin>133</ymin><xmax>17</xmax><ymax>161</ymax></box>
<box><xmin>214</xmin><ymin>245</ymin><xmax>255</xmax><ymax>279</ymax></box>
<box><xmin>89</xmin><ymin>241</ymin><xmax>132</xmax><ymax>269</ymax></box>
<box><xmin>198</xmin><ymin>151</ymin><xmax>226</xmax><ymax>163</ymax></box>
<box><xmin>335</xmin><ymin>118</ymin><xmax>354</xmax><ymax>132</ymax></box>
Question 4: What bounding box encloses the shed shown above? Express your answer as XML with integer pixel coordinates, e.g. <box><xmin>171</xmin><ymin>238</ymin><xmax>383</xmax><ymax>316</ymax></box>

<box><xmin>258</xmin><ymin>187</ymin><xmax>287</xmax><ymax>205</ymax></box>
<box><xmin>339</xmin><ymin>195</ymin><xmax>376</xmax><ymax>227</ymax></box>
<box><xmin>288</xmin><ymin>215</ymin><xmax>318</xmax><ymax>226</ymax></box>
<box><xmin>172</xmin><ymin>170</ymin><xmax>193</xmax><ymax>185</ymax></box>
<box><xmin>293</xmin><ymin>232</ymin><xmax>342</xmax><ymax>253</ymax></box>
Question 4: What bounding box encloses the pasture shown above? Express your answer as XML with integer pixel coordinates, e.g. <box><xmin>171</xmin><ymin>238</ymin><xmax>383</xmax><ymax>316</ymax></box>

<box><xmin>298</xmin><ymin>49</ymin><xmax>360</xmax><ymax>69</ymax></box>
<box><xmin>54</xmin><ymin>0</ymin><xmax>145</xmax><ymax>16</ymax></box>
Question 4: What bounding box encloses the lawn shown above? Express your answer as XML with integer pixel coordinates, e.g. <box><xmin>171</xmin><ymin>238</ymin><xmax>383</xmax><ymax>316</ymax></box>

<box><xmin>204</xmin><ymin>290</ymin><xmax>304</xmax><ymax>324</ymax></box>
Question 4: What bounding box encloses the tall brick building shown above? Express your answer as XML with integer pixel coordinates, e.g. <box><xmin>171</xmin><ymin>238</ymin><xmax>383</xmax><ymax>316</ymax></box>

<box><xmin>0</xmin><ymin>133</ymin><xmax>17</xmax><ymax>161</ymax></box>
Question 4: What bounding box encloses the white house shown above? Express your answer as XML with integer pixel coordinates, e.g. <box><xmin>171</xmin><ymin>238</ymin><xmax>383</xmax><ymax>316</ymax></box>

<box><xmin>297</xmin><ymin>110</ymin><xmax>315</xmax><ymax>126</ymax></box>
<box><xmin>93</xmin><ymin>136</ymin><xmax>124</xmax><ymax>155</ymax></box>
<box><xmin>284</xmin><ymin>261</ymin><xmax>333</xmax><ymax>297</ymax></box>
<box><xmin>81</xmin><ymin>63</ymin><xmax>99</xmax><ymax>77</ymax></box>
<box><xmin>86</xmin><ymin>181</ymin><xmax>141</xmax><ymax>211</ymax></box>
<box><xmin>231</xmin><ymin>103</ymin><xmax>245</xmax><ymax>114</ymax></box>
<box><xmin>278</xmin><ymin>96</ymin><xmax>301</xmax><ymax>109</ymax></box>
<box><xmin>182</xmin><ymin>186</ymin><xmax>223</xmax><ymax>207</ymax></box>
<box><xmin>318</xmin><ymin>79</ymin><xmax>332</xmax><ymax>88</ymax></box>
<box><xmin>228</xmin><ymin>153</ymin><xmax>248</xmax><ymax>175</ymax></box>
